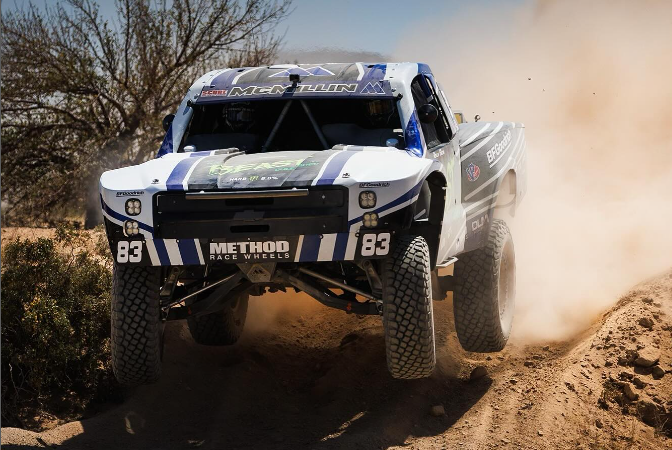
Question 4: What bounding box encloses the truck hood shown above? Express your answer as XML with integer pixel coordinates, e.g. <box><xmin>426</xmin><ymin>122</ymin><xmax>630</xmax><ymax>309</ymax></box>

<box><xmin>100</xmin><ymin>147</ymin><xmax>437</xmax><ymax>192</ymax></box>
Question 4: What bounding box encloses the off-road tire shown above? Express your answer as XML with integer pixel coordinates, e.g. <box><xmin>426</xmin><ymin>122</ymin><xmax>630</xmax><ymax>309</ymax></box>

<box><xmin>453</xmin><ymin>219</ymin><xmax>515</xmax><ymax>352</ymax></box>
<box><xmin>381</xmin><ymin>235</ymin><xmax>436</xmax><ymax>379</ymax></box>
<box><xmin>111</xmin><ymin>265</ymin><xmax>163</xmax><ymax>386</ymax></box>
<box><xmin>187</xmin><ymin>293</ymin><xmax>249</xmax><ymax>346</ymax></box>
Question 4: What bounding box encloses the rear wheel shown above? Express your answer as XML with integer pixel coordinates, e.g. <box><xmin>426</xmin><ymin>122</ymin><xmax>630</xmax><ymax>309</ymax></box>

<box><xmin>111</xmin><ymin>265</ymin><xmax>163</xmax><ymax>386</ymax></box>
<box><xmin>381</xmin><ymin>235</ymin><xmax>436</xmax><ymax>379</ymax></box>
<box><xmin>453</xmin><ymin>219</ymin><xmax>515</xmax><ymax>352</ymax></box>
<box><xmin>187</xmin><ymin>293</ymin><xmax>249</xmax><ymax>346</ymax></box>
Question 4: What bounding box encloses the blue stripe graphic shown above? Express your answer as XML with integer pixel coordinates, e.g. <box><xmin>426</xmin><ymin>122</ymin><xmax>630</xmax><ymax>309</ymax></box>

<box><xmin>153</xmin><ymin>239</ymin><xmax>170</xmax><ymax>265</ymax></box>
<box><xmin>299</xmin><ymin>235</ymin><xmax>321</xmax><ymax>261</ymax></box>
<box><xmin>156</xmin><ymin>124</ymin><xmax>173</xmax><ymax>158</ymax></box>
<box><xmin>166</xmin><ymin>157</ymin><xmax>200</xmax><ymax>190</ymax></box>
<box><xmin>332</xmin><ymin>232</ymin><xmax>349</xmax><ymax>260</ymax></box>
<box><xmin>316</xmin><ymin>151</ymin><xmax>356</xmax><ymax>185</ymax></box>
<box><xmin>348</xmin><ymin>179</ymin><xmax>425</xmax><ymax>227</ymax></box>
<box><xmin>417</xmin><ymin>63</ymin><xmax>431</xmax><ymax>75</ymax></box>
<box><xmin>177</xmin><ymin>239</ymin><xmax>200</xmax><ymax>265</ymax></box>
<box><xmin>405</xmin><ymin>110</ymin><xmax>424</xmax><ymax>157</ymax></box>
<box><xmin>209</xmin><ymin>68</ymin><xmax>252</xmax><ymax>92</ymax></box>
<box><xmin>189</xmin><ymin>151</ymin><xmax>212</xmax><ymax>157</ymax></box>
<box><xmin>100</xmin><ymin>196</ymin><xmax>153</xmax><ymax>233</ymax></box>
<box><xmin>362</xmin><ymin>63</ymin><xmax>387</xmax><ymax>80</ymax></box>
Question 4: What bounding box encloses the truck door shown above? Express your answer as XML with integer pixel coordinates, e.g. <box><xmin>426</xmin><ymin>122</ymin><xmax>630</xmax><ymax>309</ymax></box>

<box><xmin>411</xmin><ymin>75</ymin><xmax>466</xmax><ymax>261</ymax></box>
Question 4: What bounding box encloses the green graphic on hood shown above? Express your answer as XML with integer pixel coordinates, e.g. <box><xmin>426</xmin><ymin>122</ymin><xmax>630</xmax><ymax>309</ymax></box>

<box><xmin>186</xmin><ymin>150</ymin><xmax>338</xmax><ymax>190</ymax></box>
<box><xmin>207</xmin><ymin>158</ymin><xmax>319</xmax><ymax>176</ymax></box>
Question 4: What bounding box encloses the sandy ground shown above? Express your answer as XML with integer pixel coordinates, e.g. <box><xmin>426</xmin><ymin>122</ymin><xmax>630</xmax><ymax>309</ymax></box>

<box><xmin>2</xmin><ymin>267</ymin><xmax>671</xmax><ymax>449</ymax></box>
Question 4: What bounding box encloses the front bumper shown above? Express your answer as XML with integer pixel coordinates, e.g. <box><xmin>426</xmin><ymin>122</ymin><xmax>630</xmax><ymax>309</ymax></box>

<box><xmin>103</xmin><ymin>185</ymin><xmax>415</xmax><ymax>266</ymax></box>
<box><xmin>107</xmin><ymin>230</ymin><xmax>393</xmax><ymax>266</ymax></box>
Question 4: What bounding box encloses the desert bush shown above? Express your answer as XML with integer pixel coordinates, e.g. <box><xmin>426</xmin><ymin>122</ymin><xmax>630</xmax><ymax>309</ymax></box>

<box><xmin>1</xmin><ymin>225</ymin><xmax>114</xmax><ymax>427</ymax></box>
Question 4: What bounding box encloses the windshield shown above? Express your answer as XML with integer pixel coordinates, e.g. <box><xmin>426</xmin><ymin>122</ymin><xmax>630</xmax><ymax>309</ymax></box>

<box><xmin>180</xmin><ymin>98</ymin><xmax>404</xmax><ymax>153</ymax></box>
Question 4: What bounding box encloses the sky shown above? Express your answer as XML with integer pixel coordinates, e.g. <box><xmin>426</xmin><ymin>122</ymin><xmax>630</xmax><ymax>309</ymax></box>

<box><xmin>2</xmin><ymin>0</ymin><xmax>522</xmax><ymax>57</ymax></box>
<box><xmin>280</xmin><ymin>0</ymin><xmax>520</xmax><ymax>55</ymax></box>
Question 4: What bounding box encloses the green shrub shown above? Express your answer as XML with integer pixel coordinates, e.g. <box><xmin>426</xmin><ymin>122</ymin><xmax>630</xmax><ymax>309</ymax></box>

<box><xmin>1</xmin><ymin>226</ymin><xmax>115</xmax><ymax>427</ymax></box>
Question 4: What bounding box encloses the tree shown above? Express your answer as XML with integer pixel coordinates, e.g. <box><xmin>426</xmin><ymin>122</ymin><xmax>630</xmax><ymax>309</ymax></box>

<box><xmin>1</xmin><ymin>0</ymin><xmax>291</xmax><ymax>227</ymax></box>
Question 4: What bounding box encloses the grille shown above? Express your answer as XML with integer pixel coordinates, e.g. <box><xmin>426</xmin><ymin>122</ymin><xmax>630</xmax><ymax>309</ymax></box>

<box><xmin>153</xmin><ymin>187</ymin><xmax>348</xmax><ymax>239</ymax></box>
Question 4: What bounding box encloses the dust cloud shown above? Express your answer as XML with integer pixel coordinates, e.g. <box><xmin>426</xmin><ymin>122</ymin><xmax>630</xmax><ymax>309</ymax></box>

<box><xmin>396</xmin><ymin>0</ymin><xmax>672</xmax><ymax>342</ymax></box>
<box><xmin>245</xmin><ymin>290</ymin><xmax>326</xmax><ymax>334</ymax></box>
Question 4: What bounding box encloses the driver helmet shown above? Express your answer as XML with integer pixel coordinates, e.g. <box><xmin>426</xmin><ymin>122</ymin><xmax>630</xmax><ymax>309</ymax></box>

<box><xmin>364</xmin><ymin>99</ymin><xmax>395</xmax><ymax>126</ymax></box>
<box><xmin>223</xmin><ymin>102</ymin><xmax>255</xmax><ymax>132</ymax></box>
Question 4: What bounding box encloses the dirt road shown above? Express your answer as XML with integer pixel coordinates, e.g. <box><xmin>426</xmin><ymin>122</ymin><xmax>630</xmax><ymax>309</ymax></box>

<box><xmin>2</xmin><ymin>272</ymin><xmax>671</xmax><ymax>450</ymax></box>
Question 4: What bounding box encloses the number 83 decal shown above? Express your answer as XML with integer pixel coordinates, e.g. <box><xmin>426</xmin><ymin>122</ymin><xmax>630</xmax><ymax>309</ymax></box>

<box><xmin>117</xmin><ymin>241</ymin><xmax>143</xmax><ymax>263</ymax></box>
<box><xmin>360</xmin><ymin>233</ymin><xmax>391</xmax><ymax>256</ymax></box>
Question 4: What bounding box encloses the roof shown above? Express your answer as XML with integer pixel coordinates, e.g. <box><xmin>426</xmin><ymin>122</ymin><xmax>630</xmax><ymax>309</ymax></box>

<box><xmin>195</xmin><ymin>62</ymin><xmax>417</xmax><ymax>103</ymax></box>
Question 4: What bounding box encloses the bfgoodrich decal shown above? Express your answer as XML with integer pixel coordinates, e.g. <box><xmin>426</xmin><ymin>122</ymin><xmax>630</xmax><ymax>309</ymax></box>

<box><xmin>116</xmin><ymin>190</ymin><xmax>144</xmax><ymax>197</ymax></box>
<box><xmin>486</xmin><ymin>130</ymin><xmax>512</xmax><ymax>166</ymax></box>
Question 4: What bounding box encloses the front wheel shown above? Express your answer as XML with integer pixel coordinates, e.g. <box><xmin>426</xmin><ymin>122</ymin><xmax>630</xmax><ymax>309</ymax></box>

<box><xmin>453</xmin><ymin>219</ymin><xmax>515</xmax><ymax>352</ymax></box>
<box><xmin>111</xmin><ymin>265</ymin><xmax>163</xmax><ymax>386</ymax></box>
<box><xmin>381</xmin><ymin>235</ymin><xmax>436</xmax><ymax>379</ymax></box>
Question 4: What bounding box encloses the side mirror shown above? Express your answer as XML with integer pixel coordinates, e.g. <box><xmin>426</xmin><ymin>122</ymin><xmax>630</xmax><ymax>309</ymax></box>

<box><xmin>418</xmin><ymin>104</ymin><xmax>438</xmax><ymax>124</ymax></box>
<box><xmin>474</xmin><ymin>114</ymin><xmax>481</xmax><ymax>122</ymax></box>
<box><xmin>162</xmin><ymin>113</ymin><xmax>175</xmax><ymax>132</ymax></box>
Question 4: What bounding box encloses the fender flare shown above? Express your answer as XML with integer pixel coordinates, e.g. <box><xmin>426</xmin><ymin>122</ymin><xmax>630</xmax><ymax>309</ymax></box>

<box><xmin>409</xmin><ymin>170</ymin><xmax>447</xmax><ymax>269</ymax></box>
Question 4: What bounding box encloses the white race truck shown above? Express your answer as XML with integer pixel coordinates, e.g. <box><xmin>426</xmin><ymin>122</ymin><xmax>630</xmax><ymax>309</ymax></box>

<box><xmin>100</xmin><ymin>62</ymin><xmax>527</xmax><ymax>385</ymax></box>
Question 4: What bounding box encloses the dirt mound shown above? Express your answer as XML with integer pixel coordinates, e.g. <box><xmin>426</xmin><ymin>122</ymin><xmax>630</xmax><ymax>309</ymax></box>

<box><xmin>2</xmin><ymin>271</ymin><xmax>670</xmax><ymax>449</ymax></box>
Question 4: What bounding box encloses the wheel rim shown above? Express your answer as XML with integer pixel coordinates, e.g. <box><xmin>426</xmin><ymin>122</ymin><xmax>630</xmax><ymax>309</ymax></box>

<box><xmin>497</xmin><ymin>238</ymin><xmax>516</xmax><ymax>337</ymax></box>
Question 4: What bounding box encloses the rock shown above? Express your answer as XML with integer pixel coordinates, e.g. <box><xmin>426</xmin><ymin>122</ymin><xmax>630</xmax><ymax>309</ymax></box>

<box><xmin>633</xmin><ymin>377</ymin><xmax>646</xmax><ymax>389</ymax></box>
<box><xmin>542</xmin><ymin>345</ymin><xmax>550</xmax><ymax>351</ymax></box>
<box><xmin>470</xmin><ymin>366</ymin><xmax>488</xmax><ymax>381</ymax></box>
<box><xmin>524</xmin><ymin>360</ymin><xmax>534</xmax><ymax>367</ymax></box>
<box><xmin>619</xmin><ymin>371</ymin><xmax>633</xmax><ymax>380</ymax></box>
<box><xmin>501</xmin><ymin>438</ymin><xmax>511</xmax><ymax>444</ymax></box>
<box><xmin>537</xmin><ymin>430</ymin><xmax>544</xmax><ymax>436</ymax></box>
<box><xmin>634</xmin><ymin>348</ymin><xmax>661</xmax><ymax>367</ymax></box>
<box><xmin>618</xmin><ymin>349</ymin><xmax>638</xmax><ymax>366</ymax></box>
<box><xmin>652</xmin><ymin>365</ymin><xmax>665</xmax><ymax>379</ymax></box>
<box><xmin>430</xmin><ymin>405</ymin><xmax>446</xmax><ymax>417</ymax></box>
<box><xmin>595</xmin><ymin>418</ymin><xmax>603</xmax><ymax>429</ymax></box>
<box><xmin>188</xmin><ymin>440</ymin><xmax>205</xmax><ymax>448</ymax></box>
<box><xmin>642</xmin><ymin>297</ymin><xmax>653</xmax><ymax>304</ymax></box>
<box><xmin>638</xmin><ymin>317</ymin><xmax>654</xmax><ymax>329</ymax></box>
<box><xmin>509</xmin><ymin>378</ymin><xmax>518</xmax><ymax>385</ymax></box>
<box><xmin>636</xmin><ymin>399</ymin><xmax>665</xmax><ymax>427</ymax></box>
<box><xmin>623</xmin><ymin>383</ymin><xmax>638</xmax><ymax>401</ymax></box>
